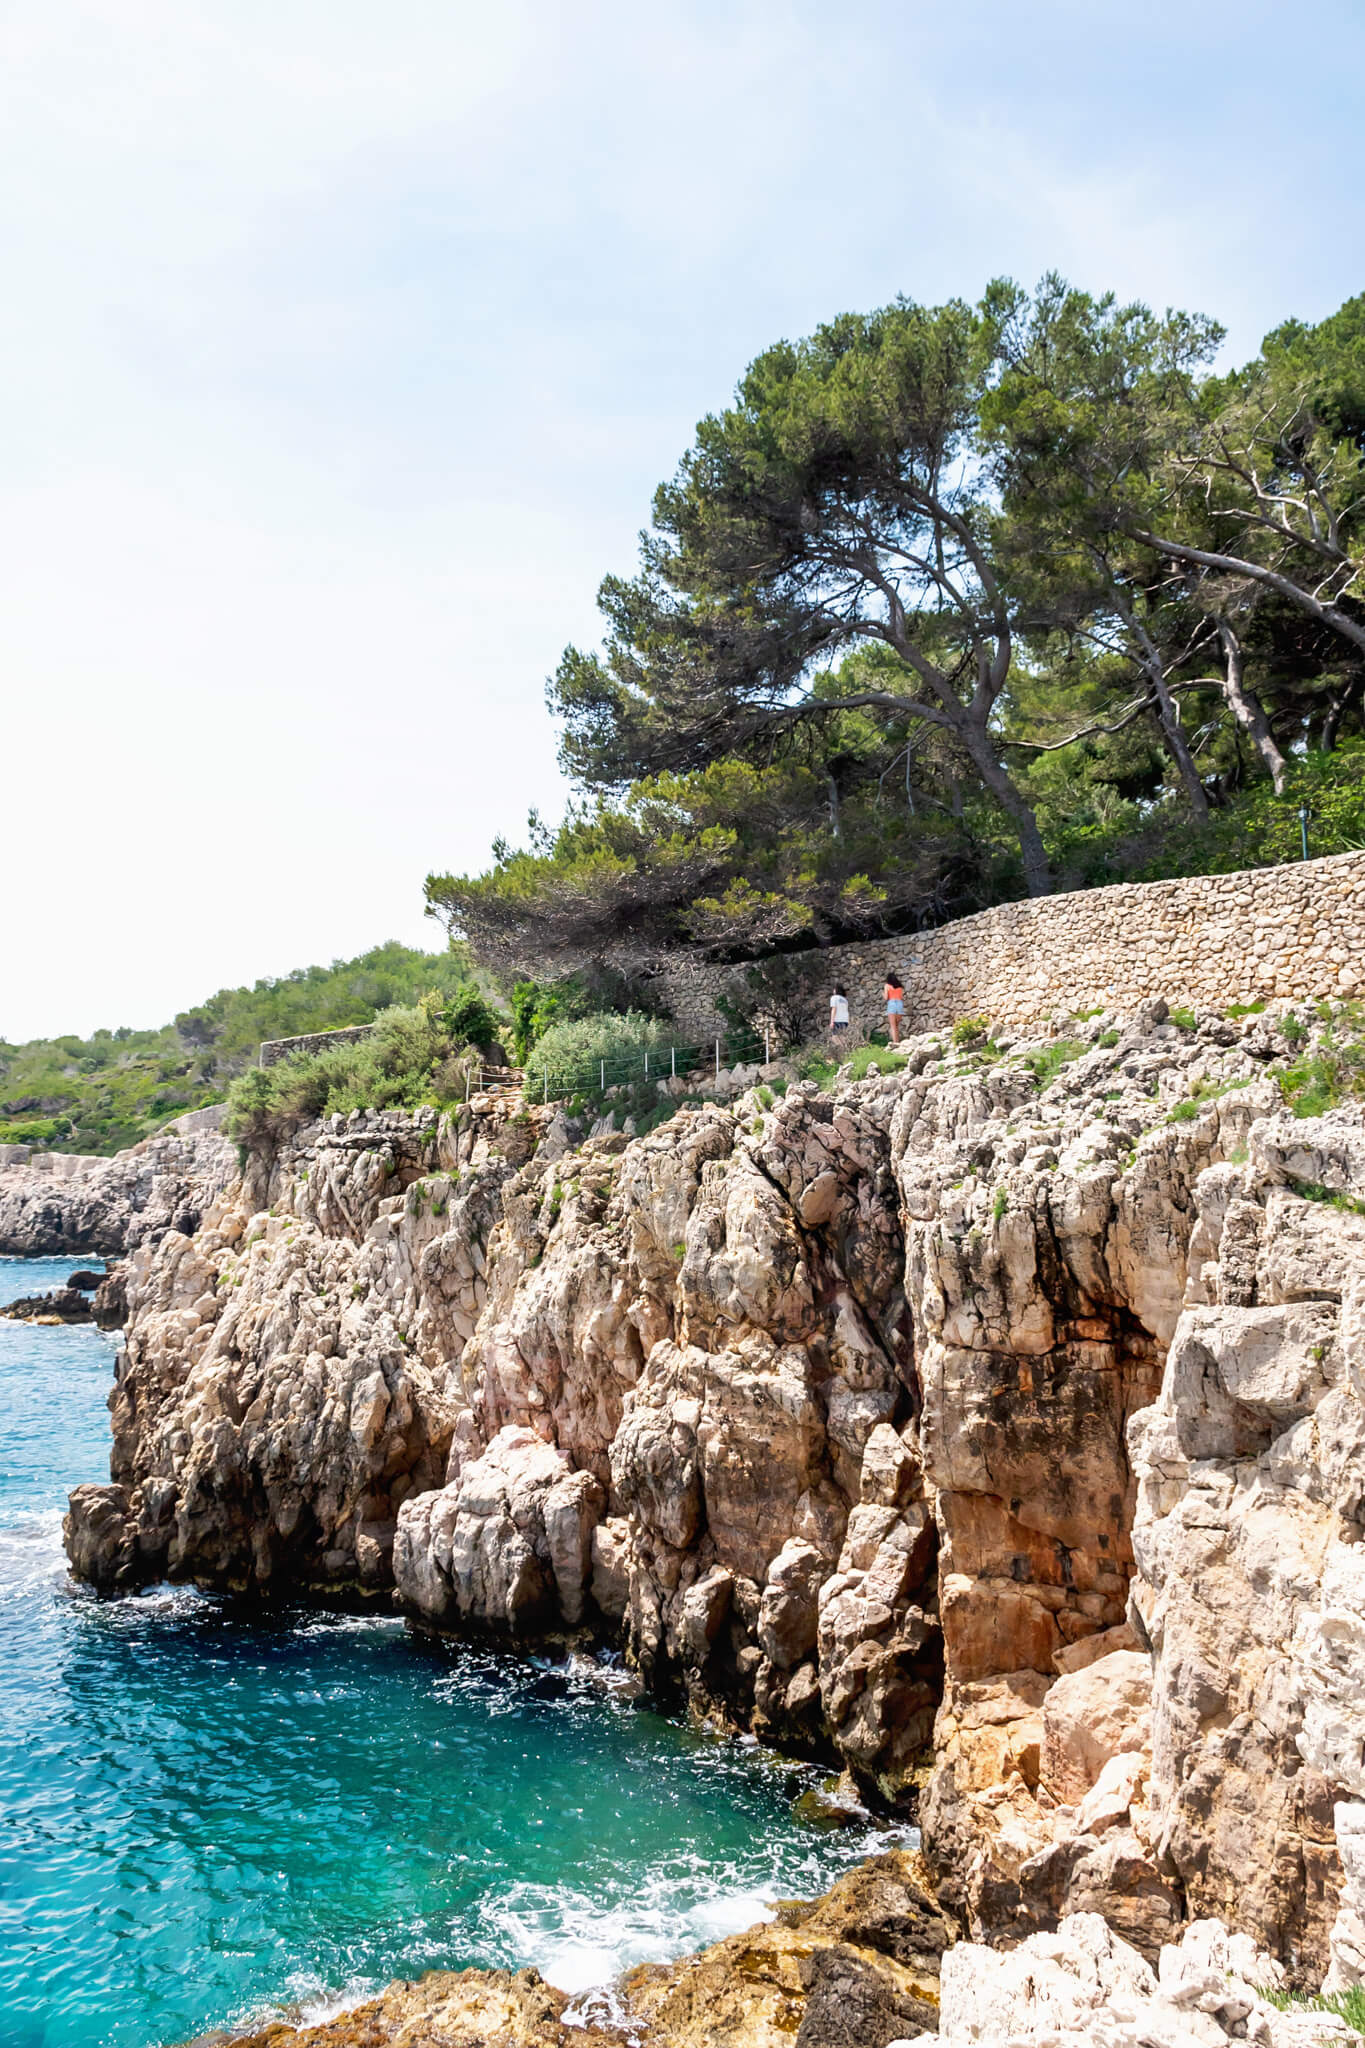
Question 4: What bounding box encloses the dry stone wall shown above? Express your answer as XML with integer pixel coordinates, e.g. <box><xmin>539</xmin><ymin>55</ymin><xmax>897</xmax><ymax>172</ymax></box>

<box><xmin>656</xmin><ymin>852</ymin><xmax>1365</xmax><ymax>1041</ymax></box>
<box><xmin>258</xmin><ymin>1023</ymin><xmax>377</xmax><ymax>1068</ymax></box>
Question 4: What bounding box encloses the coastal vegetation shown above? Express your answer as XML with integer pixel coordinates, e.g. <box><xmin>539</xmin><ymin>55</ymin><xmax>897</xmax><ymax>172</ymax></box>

<box><xmin>427</xmin><ymin>277</ymin><xmax>1365</xmax><ymax>990</ymax></box>
<box><xmin>1</xmin><ymin>943</ymin><xmax>480</xmax><ymax>1155</ymax></box>
<box><xmin>222</xmin><ymin>984</ymin><xmax>503</xmax><ymax>1148</ymax></box>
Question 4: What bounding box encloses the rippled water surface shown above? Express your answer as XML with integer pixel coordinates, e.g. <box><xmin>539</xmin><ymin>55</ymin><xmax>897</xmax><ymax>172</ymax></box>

<box><xmin>0</xmin><ymin>1254</ymin><xmax>893</xmax><ymax>2048</ymax></box>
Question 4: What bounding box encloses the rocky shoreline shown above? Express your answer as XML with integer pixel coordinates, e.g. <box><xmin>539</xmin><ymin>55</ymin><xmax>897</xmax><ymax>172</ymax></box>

<box><xmin>48</xmin><ymin>1002</ymin><xmax>1365</xmax><ymax>2041</ymax></box>
<box><xmin>0</xmin><ymin>1106</ymin><xmax>235</xmax><ymax>1259</ymax></box>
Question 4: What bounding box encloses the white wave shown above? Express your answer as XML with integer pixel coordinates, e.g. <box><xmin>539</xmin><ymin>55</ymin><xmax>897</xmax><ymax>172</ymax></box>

<box><xmin>0</xmin><ymin>1504</ymin><xmax>67</xmax><ymax>1595</ymax></box>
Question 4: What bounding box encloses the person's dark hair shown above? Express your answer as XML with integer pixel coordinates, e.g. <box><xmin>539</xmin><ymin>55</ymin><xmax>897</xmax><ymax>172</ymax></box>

<box><xmin>833</xmin><ymin>983</ymin><xmax>846</xmax><ymax>996</ymax></box>
<box><xmin>886</xmin><ymin>968</ymin><xmax>904</xmax><ymax>986</ymax></box>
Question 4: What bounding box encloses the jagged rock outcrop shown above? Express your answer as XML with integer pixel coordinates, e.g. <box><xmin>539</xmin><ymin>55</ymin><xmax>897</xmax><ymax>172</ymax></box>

<box><xmin>0</xmin><ymin>1109</ymin><xmax>236</xmax><ymax>1256</ymax></box>
<box><xmin>922</xmin><ymin>1910</ymin><xmax>1356</xmax><ymax>2048</ymax></box>
<box><xmin>62</xmin><ymin>1005</ymin><xmax>1365</xmax><ymax>1994</ymax></box>
<box><xmin>0</xmin><ymin>1285</ymin><xmax>94</xmax><ymax>1322</ymax></box>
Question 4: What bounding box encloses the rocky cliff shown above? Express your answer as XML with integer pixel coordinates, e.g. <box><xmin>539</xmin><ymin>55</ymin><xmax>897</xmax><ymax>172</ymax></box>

<box><xmin>63</xmin><ymin>1005</ymin><xmax>1365</xmax><ymax>2014</ymax></box>
<box><xmin>0</xmin><ymin>1109</ymin><xmax>236</xmax><ymax>1257</ymax></box>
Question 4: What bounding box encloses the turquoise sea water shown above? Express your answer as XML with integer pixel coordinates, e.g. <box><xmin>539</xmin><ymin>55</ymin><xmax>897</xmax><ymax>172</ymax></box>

<box><xmin>0</xmin><ymin>1254</ymin><xmax>893</xmax><ymax>2048</ymax></box>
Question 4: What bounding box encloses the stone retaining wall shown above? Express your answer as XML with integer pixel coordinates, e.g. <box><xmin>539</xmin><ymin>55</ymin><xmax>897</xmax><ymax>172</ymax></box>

<box><xmin>653</xmin><ymin>852</ymin><xmax>1365</xmax><ymax>1041</ymax></box>
<box><xmin>258</xmin><ymin>1025</ymin><xmax>377</xmax><ymax>1069</ymax></box>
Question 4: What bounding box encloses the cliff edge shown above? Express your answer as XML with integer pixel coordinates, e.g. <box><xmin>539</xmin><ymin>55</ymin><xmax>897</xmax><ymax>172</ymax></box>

<box><xmin>63</xmin><ymin>1001</ymin><xmax>1365</xmax><ymax>2023</ymax></box>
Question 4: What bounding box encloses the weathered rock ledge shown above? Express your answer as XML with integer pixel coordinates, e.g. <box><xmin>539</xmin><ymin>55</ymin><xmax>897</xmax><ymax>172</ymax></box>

<box><xmin>194</xmin><ymin>1884</ymin><xmax>1349</xmax><ymax>2048</ymax></box>
<box><xmin>196</xmin><ymin>1851</ymin><xmax>951</xmax><ymax>2047</ymax></box>
<box><xmin>62</xmin><ymin>1002</ymin><xmax>1365</xmax><ymax>2016</ymax></box>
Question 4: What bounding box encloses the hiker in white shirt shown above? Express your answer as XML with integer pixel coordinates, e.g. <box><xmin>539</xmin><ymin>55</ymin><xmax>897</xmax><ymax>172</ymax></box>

<box><xmin>829</xmin><ymin>984</ymin><xmax>850</xmax><ymax>1037</ymax></box>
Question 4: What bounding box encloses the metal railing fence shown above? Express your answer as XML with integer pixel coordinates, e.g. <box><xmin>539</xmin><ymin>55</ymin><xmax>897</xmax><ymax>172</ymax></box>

<box><xmin>463</xmin><ymin>1024</ymin><xmax>777</xmax><ymax>1108</ymax></box>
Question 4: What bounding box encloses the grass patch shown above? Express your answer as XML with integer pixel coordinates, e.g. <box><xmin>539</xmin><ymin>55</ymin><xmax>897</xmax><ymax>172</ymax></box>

<box><xmin>1168</xmin><ymin>1006</ymin><xmax>1197</xmax><ymax>1031</ymax></box>
<box><xmin>1225</xmin><ymin>999</ymin><xmax>1267</xmax><ymax>1019</ymax></box>
<box><xmin>992</xmin><ymin>1186</ymin><xmax>1008</xmax><ymax>1224</ymax></box>
<box><xmin>1167</xmin><ymin>1077</ymin><xmax>1251</xmax><ymax>1125</ymax></box>
<box><xmin>798</xmin><ymin>1042</ymin><xmax>904</xmax><ymax>1087</ymax></box>
<box><xmin>1290</xmin><ymin>1179</ymin><xmax>1365</xmax><ymax>1217</ymax></box>
<box><xmin>951</xmin><ymin>1015</ymin><xmax>990</xmax><ymax>1049</ymax></box>
<box><xmin>1279</xmin><ymin>1004</ymin><xmax>1365</xmax><ymax>1118</ymax></box>
<box><xmin>1265</xmin><ymin>1986</ymin><xmax>1365</xmax><ymax>2037</ymax></box>
<box><xmin>1023</xmin><ymin>1038</ymin><xmax>1086</xmax><ymax>1089</ymax></box>
<box><xmin>1097</xmin><ymin>1029</ymin><xmax>1120</xmax><ymax>1048</ymax></box>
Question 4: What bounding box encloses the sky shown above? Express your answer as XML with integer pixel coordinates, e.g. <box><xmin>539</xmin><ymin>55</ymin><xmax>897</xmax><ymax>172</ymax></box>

<box><xmin>2</xmin><ymin>0</ymin><xmax>1362</xmax><ymax>1042</ymax></box>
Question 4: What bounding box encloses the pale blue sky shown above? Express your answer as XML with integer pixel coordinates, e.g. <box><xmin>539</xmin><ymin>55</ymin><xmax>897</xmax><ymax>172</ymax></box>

<box><xmin>3</xmin><ymin>0</ymin><xmax>1361</xmax><ymax>1039</ymax></box>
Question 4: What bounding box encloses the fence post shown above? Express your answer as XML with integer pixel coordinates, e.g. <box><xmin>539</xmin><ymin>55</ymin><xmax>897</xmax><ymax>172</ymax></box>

<box><xmin>671</xmin><ymin>1046</ymin><xmax>676</xmax><ymax>1079</ymax></box>
<box><xmin>600</xmin><ymin>1059</ymin><xmax>605</xmax><ymax>1092</ymax></box>
<box><xmin>715</xmin><ymin>1038</ymin><xmax>721</xmax><ymax>1079</ymax></box>
<box><xmin>543</xmin><ymin>1071</ymin><xmax>548</xmax><ymax>1105</ymax></box>
<box><xmin>644</xmin><ymin>1049</ymin><xmax>649</xmax><ymax>1079</ymax></box>
<box><xmin>764</xmin><ymin>1028</ymin><xmax>771</xmax><ymax>1064</ymax></box>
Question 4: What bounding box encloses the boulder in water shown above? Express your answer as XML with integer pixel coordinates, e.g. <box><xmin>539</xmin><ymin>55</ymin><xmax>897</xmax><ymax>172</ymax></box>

<box><xmin>0</xmin><ymin>1287</ymin><xmax>93</xmax><ymax>1323</ymax></box>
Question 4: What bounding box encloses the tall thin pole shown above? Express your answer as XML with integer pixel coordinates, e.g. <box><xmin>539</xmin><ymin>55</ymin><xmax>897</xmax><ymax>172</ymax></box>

<box><xmin>715</xmin><ymin>1039</ymin><xmax>721</xmax><ymax>1079</ymax></box>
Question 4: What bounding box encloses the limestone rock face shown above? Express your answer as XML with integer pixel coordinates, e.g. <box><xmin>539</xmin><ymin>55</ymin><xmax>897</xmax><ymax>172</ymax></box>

<box><xmin>61</xmin><ymin>1005</ymin><xmax>1365</xmax><ymax>1986</ymax></box>
<box><xmin>931</xmin><ymin>1912</ymin><xmax>1353</xmax><ymax>2048</ymax></box>
<box><xmin>393</xmin><ymin>1081</ymin><xmax>939</xmax><ymax>1782</ymax></box>
<box><xmin>62</xmin><ymin>1112</ymin><xmax>493</xmax><ymax>1594</ymax></box>
<box><xmin>0</xmin><ymin>1113</ymin><xmax>236</xmax><ymax>1257</ymax></box>
<box><xmin>1130</xmin><ymin>1115</ymin><xmax>1365</xmax><ymax>1980</ymax></box>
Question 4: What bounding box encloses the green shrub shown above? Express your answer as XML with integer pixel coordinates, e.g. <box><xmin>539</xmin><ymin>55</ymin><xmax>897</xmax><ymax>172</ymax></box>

<box><xmin>992</xmin><ymin>1186</ymin><xmax>1008</xmax><ymax>1223</ymax></box>
<box><xmin>528</xmin><ymin>1010</ymin><xmax>668</xmax><ymax>1096</ymax></box>
<box><xmin>1225</xmin><ymin>999</ymin><xmax>1267</xmax><ymax>1019</ymax></box>
<box><xmin>508</xmin><ymin>975</ymin><xmax>597</xmax><ymax>1063</ymax></box>
<box><xmin>951</xmin><ymin>1015</ymin><xmax>990</xmax><ymax>1049</ymax></box>
<box><xmin>795</xmin><ymin>1040</ymin><xmax>903</xmax><ymax>1088</ymax></box>
<box><xmin>224</xmin><ymin>999</ymin><xmax>475</xmax><ymax>1145</ymax></box>
<box><xmin>1097</xmin><ymin>1029</ymin><xmax>1120</xmax><ymax>1048</ymax></box>
<box><xmin>1167</xmin><ymin>1076</ymin><xmax>1250</xmax><ymax>1125</ymax></box>
<box><xmin>442</xmin><ymin>985</ymin><xmax>505</xmax><ymax>1052</ymax></box>
<box><xmin>1168</xmin><ymin>1007</ymin><xmax>1197</xmax><ymax>1031</ymax></box>
<box><xmin>0</xmin><ymin>1115</ymin><xmax>70</xmax><ymax>1146</ymax></box>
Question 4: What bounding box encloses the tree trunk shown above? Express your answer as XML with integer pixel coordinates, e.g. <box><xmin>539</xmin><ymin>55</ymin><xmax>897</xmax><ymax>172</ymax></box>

<box><xmin>963</xmin><ymin>726</ymin><xmax>1053</xmax><ymax>896</ymax></box>
<box><xmin>1148</xmin><ymin>663</ymin><xmax>1210</xmax><ymax>817</ymax></box>
<box><xmin>1322</xmin><ymin>673</ymin><xmax>1363</xmax><ymax>753</ymax></box>
<box><xmin>1111</xmin><ymin>581</ymin><xmax>1209</xmax><ymax>819</ymax></box>
<box><xmin>1218</xmin><ymin>623</ymin><xmax>1288</xmax><ymax>795</ymax></box>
